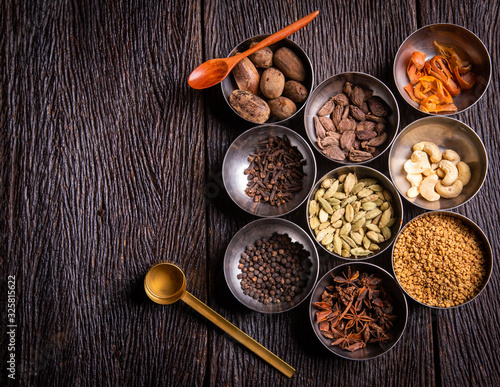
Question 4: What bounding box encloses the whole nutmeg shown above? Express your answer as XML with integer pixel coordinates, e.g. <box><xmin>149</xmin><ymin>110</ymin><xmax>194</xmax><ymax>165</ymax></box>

<box><xmin>260</xmin><ymin>67</ymin><xmax>285</xmax><ymax>99</ymax></box>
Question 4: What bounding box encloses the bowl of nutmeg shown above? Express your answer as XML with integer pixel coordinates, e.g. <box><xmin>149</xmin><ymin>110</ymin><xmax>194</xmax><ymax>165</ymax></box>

<box><xmin>221</xmin><ymin>34</ymin><xmax>314</xmax><ymax>125</ymax></box>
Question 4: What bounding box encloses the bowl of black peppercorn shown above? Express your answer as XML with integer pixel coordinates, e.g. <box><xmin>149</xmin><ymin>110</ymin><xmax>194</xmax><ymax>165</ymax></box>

<box><xmin>224</xmin><ymin>218</ymin><xmax>319</xmax><ymax>313</ymax></box>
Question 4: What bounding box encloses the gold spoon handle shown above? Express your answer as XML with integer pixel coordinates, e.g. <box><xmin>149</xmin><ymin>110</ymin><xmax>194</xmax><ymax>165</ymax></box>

<box><xmin>181</xmin><ymin>291</ymin><xmax>295</xmax><ymax>378</ymax></box>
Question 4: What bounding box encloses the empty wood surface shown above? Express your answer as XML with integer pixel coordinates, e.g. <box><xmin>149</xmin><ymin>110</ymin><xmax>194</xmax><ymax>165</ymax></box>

<box><xmin>1</xmin><ymin>0</ymin><xmax>499</xmax><ymax>386</ymax></box>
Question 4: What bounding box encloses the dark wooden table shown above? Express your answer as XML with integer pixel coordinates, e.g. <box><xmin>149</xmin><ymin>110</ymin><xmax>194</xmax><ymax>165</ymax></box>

<box><xmin>1</xmin><ymin>1</ymin><xmax>499</xmax><ymax>386</ymax></box>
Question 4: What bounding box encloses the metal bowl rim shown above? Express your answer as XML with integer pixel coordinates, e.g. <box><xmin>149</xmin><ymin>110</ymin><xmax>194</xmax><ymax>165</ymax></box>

<box><xmin>308</xmin><ymin>261</ymin><xmax>408</xmax><ymax>360</ymax></box>
<box><xmin>304</xmin><ymin>71</ymin><xmax>400</xmax><ymax>165</ymax></box>
<box><xmin>223</xmin><ymin>217</ymin><xmax>320</xmax><ymax>314</ymax></box>
<box><xmin>305</xmin><ymin>165</ymin><xmax>404</xmax><ymax>261</ymax></box>
<box><xmin>222</xmin><ymin>124</ymin><xmax>318</xmax><ymax>218</ymax></box>
<box><xmin>393</xmin><ymin>23</ymin><xmax>492</xmax><ymax>116</ymax></box>
<box><xmin>221</xmin><ymin>34</ymin><xmax>315</xmax><ymax>125</ymax></box>
<box><xmin>391</xmin><ymin>210</ymin><xmax>494</xmax><ymax>309</ymax></box>
<box><xmin>388</xmin><ymin>115</ymin><xmax>488</xmax><ymax>211</ymax></box>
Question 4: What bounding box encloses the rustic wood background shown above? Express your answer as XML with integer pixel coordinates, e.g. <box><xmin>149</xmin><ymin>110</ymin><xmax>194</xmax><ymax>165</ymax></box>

<box><xmin>1</xmin><ymin>0</ymin><xmax>499</xmax><ymax>386</ymax></box>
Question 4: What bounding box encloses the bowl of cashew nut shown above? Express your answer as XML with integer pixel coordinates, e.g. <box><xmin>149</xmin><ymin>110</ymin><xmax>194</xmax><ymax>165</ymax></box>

<box><xmin>388</xmin><ymin>116</ymin><xmax>487</xmax><ymax>210</ymax></box>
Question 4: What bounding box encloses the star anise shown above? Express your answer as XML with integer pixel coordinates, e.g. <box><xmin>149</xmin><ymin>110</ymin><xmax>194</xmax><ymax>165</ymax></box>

<box><xmin>334</xmin><ymin>266</ymin><xmax>359</xmax><ymax>287</ymax></box>
<box><xmin>359</xmin><ymin>272</ymin><xmax>381</xmax><ymax>300</ymax></box>
<box><xmin>344</xmin><ymin>302</ymin><xmax>374</xmax><ymax>331</ymax></box>
<box><xmin>369</xmin><ymin>328</ymin><xmax>389</xmax><ymax>343</ymax></box>
<box><xmin>374</xmin><ymin>305</ymin><xmax>397</xmax><ymax>330</ymax></box>
<box><xmin>314</xmin><ymin>268</ymin><xmax>398</xmax><ymax>353</ymax></box>
<box><xmin>330</xmin><ymin>328</ymin><xmax>365</xmax><ymax>351</ymax></box>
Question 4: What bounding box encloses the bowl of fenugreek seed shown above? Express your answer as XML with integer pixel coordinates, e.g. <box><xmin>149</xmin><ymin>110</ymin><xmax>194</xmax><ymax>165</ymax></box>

<box><xmin>223</xmin><ymin>124</ymin><xmax>317</xmax><ymax>217</ymax></box>
<box><xmin>224</xmin><ymin>218</ymin><xmax>319</xmax><ymax>313</ymax></box>
<box><xmin>392</xmin><ymin>211</ymin><xmax>492</xmax><ymax>309</ymax></box>
<box><xmin>309</xmin><ymin>262</ymin><xmax>408</xmax><ymax>360</ymax></box>
<box><xmin>306</xmin><ymin>166</ymin><xmax>403</xmax><ymax>260</ymax></box>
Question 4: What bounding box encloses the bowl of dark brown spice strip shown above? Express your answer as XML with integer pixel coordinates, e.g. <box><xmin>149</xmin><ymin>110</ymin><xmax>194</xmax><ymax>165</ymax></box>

<box><xmin>223</xmin><ymin>124</ymin><xmax>317</xmax><ymax>217</ymax></box>
<box><xmin>224</xmin><ymin>218</ymin><xmax>319</xmax><ymax>313</ymax></box>
<box><xmin>392</xmin><ymin>211</ymin><xmax>492</xmax><ymax>309</ymax></box>
<box><xmin>309</xmin><ymin>262</ymin><xmax>408</xmax><ymax>360</ymax></box>
<box><xmin>304</xmin><ymin>72</ymin><xmax>399</xmax><ymax>164</ymax></box>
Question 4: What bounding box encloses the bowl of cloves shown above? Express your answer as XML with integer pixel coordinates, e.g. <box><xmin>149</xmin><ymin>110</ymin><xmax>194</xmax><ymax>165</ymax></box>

<box><xmin>223</xmin><ymin>124</ymin><xmax>317</xmax><ymax>217</ymax></box>
<box><xmin>309</xmin><ymin>262</ymin><xmax>408</xmax><ymax>360</ymax></box>
<box><xmin>303</xmin><ymin>72</ymin><xmax>399</xmax><ymax>164</ymax></box>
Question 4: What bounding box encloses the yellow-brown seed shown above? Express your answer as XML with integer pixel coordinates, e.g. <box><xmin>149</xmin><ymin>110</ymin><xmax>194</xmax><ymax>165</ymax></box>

<box><xmin>393</xmin><ymin>213</ymin><xmax>487</xmax><ymax>308</ymax></box>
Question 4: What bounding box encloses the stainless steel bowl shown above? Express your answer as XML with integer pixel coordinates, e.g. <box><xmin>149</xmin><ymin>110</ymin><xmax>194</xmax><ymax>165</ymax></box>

<box><xmin>306</xmin><ymin>166</ymin><xmax>403</xmax><ymax>261</ymax></box>
<box><xmin>224</xmin><ymin>218</ymin><xmax>319</xmax><ymax>313</ymax></box>
<box><xmin>223</xmin><ymin>124</ymin><xmax>317</xmax><ymax>217</ymax></box>
<box><xmin>392</xmin><ymin>211</ymin><xmax>493</xmax><ymax>309</ymax></box>
<box><xmin>388</xmin><ymin>116</ymin><xmax>487</xmax><ymax>210</ymax></box>
<box><xmin>309</xmin><ymin>262</ymin><xmax>408</xmax><ymax>360</ymax></box>
<box><xmin>221</xmin><ymin>35</ymin><xmax>314</xmax><ymax>125</ymax></box>
<box><xmin>394</xmin><ymin>23</ymin><xmax>491</xmax><ymax>116</ymax></box>
<box><xmin>304</xmin><ymin>72</ymin><xmax>400</xmax><ymax>164</ymax></box>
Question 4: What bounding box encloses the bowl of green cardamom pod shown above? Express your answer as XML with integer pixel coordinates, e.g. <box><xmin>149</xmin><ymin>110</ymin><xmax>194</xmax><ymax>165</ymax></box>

<box><xmin>306</xmin><ymin>166</ymin><xmax>403</xmax><ymax>261</ymax></box>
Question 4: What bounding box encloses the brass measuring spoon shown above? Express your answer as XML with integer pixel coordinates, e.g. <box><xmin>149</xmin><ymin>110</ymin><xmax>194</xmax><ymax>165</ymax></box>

<box><xmin>144</xmin><ymin>262</ymin><xmax>295</xmax><ymax>378</ymax></box>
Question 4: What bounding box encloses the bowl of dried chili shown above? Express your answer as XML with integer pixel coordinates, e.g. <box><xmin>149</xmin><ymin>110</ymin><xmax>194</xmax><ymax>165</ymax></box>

<box><xmin>393</xmin><ymin>24</ymin><xmax>491</xmax><ymax>115</ymax></box>
<box><xmin>309</xmin><ymin>262</ymin><xmax>408</xmax><ymax>360</ymax></box>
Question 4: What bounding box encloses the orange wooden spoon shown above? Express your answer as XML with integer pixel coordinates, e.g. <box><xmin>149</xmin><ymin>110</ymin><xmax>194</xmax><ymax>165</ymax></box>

<box><xmin>188</xmin><ymin>10</ymin><xmax>319</xmax><ymax>89</ymax></box>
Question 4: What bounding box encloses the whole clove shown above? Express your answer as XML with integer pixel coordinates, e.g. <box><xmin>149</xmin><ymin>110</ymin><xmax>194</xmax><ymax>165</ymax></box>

<box><xmin>244</xmin><ymin>135</ymin><xmax>306</xmax><ymax>206</ymax></box>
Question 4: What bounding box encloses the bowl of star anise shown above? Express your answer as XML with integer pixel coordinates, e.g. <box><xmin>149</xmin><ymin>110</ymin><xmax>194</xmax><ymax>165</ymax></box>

<box><xmin>309</xmin><ymin>262</ymin><xmax>408</xmax><ymax>360</ymax></box>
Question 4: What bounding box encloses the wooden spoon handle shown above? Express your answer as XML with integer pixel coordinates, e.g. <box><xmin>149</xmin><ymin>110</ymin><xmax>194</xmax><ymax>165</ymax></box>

<box><xmin>232</xmin><ymin>10</ymin><xmax>319</xmax><ymax>62</ymax></box>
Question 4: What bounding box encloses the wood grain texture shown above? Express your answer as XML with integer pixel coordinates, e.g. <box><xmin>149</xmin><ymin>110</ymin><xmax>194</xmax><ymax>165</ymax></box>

<box><xmin>417</xmin><ymin>1</ymin><xmax>500</xmax><ymax>386</ymax></box>
<box><xmin>1</xmin><ymin>0</ymin><xmax>208</xmax><ymax>385</ymax></box>
<box><xmin>1</xmin><ymin>0</ymin><xmax>499</xmax><ymax>386</ymax></box>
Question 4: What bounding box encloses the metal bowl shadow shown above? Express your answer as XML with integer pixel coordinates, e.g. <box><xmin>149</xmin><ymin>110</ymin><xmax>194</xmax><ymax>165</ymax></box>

<box><xmin>309</xmin><ymin>262</ymin><xmax>408</xmax><ymax>360</ymax></box>
<box><xmin>221</xmin><ymin>34</ymin><xmax>314</xmax><ymax>125</ymax></box>
<box><xmin>306</xmin><ymin>166</ymin><xmax>403</xmax><ymax>261</ymax></box>
<box><xmin>304</xmin><ymin>72</ymin><xmax>400</xmax><ymax>164</ymax></box>
<box><xmin>223</xmin><ymin>124</ymin><xmax>317</xmax><ymax>217</ymax></box>
<box><xmin>388</xmin><ymin>116</ymin><xmax>487</xmax><ymax>210</ymax></box>
<box><xmin>224</xmin><ymin>218</ymin><xmax>319</xmax><ymax>313</ymax></box>
<box><xmin>393</xmin><ymin>23</ymin><xmax>491</xmax><ymax>116</ymax></box>
<box><xmin>391</xmin><ymin>211</ymin><xmax>493</xmax><ymax>309</ymax></box>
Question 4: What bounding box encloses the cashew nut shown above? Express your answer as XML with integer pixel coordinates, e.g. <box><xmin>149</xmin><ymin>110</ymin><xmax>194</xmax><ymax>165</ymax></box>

<box><xmin>413</xmin><ymin>142</ymin><xmax>442</xmax><ymax>163</ymax></box>
<box><xmin>456</xmin><ymin>161</ymin><xmax>471</xmax><ymax>186</ymax></box>
<box><xmin>436</xmin><ymin>168</ymin><xmax>445</xmax><ymax>178</ymax></box>
<box><xmin>419</xmin><ymin>175</ymin><xmax>440</xmax><ymax>201</ymax></box>
<box><xmin>404</xmin><ymin>151</ymin><xmax>431</xmax><ymax>174</ymax></box>
<box><xmin>443</xmin><ymin>149</ymin><xmax>461</xmax><ymax>165</ymax></box>
<box><xmin>406</xmin><ymin>173</ymin><xmax>422</xmax><ymax>198</ymax></box>
<box><xmin>435</xmin><ymin>179</ymin><xmax>464</xmax><ymax>198</ymax></box>
<box><xmin>438</xmin><ymin>160</ymin><xmax>459</xmax><ymax>186</ymax></box>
